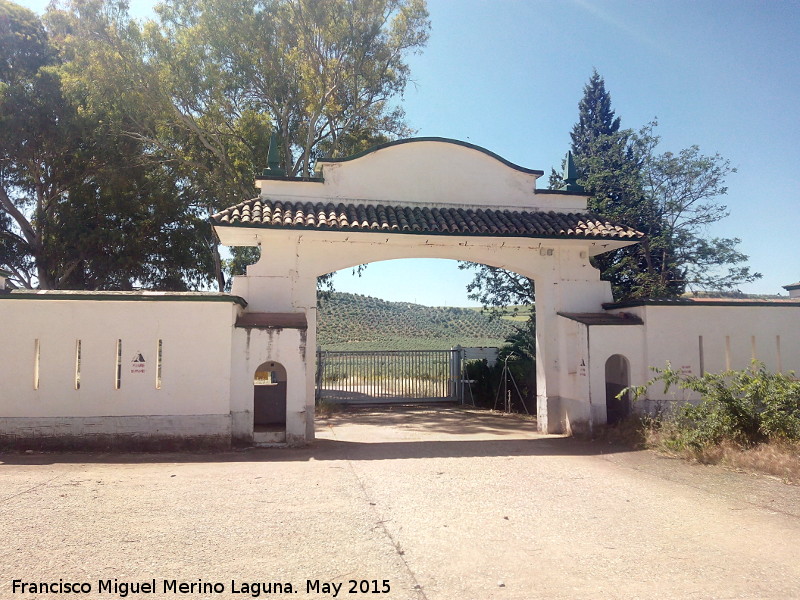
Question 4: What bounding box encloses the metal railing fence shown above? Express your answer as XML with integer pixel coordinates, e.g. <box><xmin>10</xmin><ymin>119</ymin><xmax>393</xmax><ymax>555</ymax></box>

<box><xmin>316</xmin><ymin>349</ymin><xmax>462</xmax><ymax>404</ymax></box>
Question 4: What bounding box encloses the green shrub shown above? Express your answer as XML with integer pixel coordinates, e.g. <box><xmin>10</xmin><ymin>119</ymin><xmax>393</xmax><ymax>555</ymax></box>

<box><xmin>463</xmin><ymin>355</ymin><xmax>535</xmax><ymax>413</ymax></box>
<box><xmin>629</xmin><ymin>362</ymin><xmax>800</xmax><ymax>450</ymax></box>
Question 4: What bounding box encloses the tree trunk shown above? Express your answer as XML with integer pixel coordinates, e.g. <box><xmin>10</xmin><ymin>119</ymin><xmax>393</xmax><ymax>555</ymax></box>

<box><xmin>212</xmin><ymin>241</ymin><xmax>225</xmax><ymax>291</ymax></box>
<box><xmin>302</xmin><ymin>112</ymin><xmax>320</xmax><ymax>179</ymax></box>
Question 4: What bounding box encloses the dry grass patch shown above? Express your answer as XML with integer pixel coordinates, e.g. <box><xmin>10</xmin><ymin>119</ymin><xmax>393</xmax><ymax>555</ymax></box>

<box><xmin>620</xmin><ymin>363</ymin><xmax>800</xmax><ymax>484</ymax></box>
<box><xmin>315</xmin><ymin>398</ymin><xmax>342</xmax><ymax>417</ymax></box>
<box><xmin>643</xmin><ymin>424</ymin><xmax>800</xmax><ymax>484</ymax></box>
<box><xmin>597</xmin><ymin>418</ymin><xmax>800</xmax><ymax>485</ymax></box>
<box><xmin>690</xmin><ymin>440</ymin><xmax>800</xmax><ymax>483</ymax></box>
<box><xmin>587</xmin><ymin>417</ymin><xmax>649</xmax><ymax>449</ymax></box>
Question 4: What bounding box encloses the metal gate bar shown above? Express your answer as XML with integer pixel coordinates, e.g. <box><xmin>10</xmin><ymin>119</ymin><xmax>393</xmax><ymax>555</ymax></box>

<box><xmin>316</xmin><ymin>349</ymin><xmax>462</xmax><ymax>404</ymax></box>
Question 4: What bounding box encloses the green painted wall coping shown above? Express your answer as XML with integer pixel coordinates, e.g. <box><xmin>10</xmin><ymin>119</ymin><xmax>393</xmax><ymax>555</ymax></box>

<box><xmin>316</xmin><ymin>137</ymin><xmax>545</xmax><ymax>176</ymax></box>
<box><xmin>604</xmin><ymin>298</ymin><xmax>800</xmax><ymax>309</ymax></box>
<box><xmin>254</xmin><ymin>175</ymin><xmax>324</xmax><ymax>182</ymax></box>
<box><xmin>2</xmin><ymin>290</ymin><xmax>248</xmax><ymax>307</ymax></box>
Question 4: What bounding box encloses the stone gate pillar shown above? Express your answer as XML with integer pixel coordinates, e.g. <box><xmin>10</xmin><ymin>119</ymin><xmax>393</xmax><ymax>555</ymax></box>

<box><xmin>535</xmin><ymin>274</ymin><xmax>615</xmax><ymax>434</ymax></box>
<box><xmin>231</xmin><ymin>246</ymin><xmax>318</xmax><ymax>444</ymax></box>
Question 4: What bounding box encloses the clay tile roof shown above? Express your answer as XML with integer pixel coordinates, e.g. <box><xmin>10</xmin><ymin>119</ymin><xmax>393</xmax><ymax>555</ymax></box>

<box><xmin>211</xmin><ymin>198</ymin><xmax>644</xmax><ymax>241</ymax></box>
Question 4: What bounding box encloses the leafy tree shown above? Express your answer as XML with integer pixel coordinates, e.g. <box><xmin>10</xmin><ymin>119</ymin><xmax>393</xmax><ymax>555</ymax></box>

<box><xmin>0</xmin><ymin>0</ymin><xmax>211</xmax><ymax>289</ymax></box>
<box><xmin>460</xmin><ymin>262</ymin><xmax>534</xmax><ymax>318</ymax></box>
<box><xmin>638</xmin><ymin>127</ymin><xmax>760</xmax><ymax>292</ymax></box>
<box><xmin>0</xmin><ymin>0</ymin><xmax>59</xmax><ymax>287</ymax></box>
<box><xmin>555</xmin><ymin>70</ymin><xmax>759</xmax><ymax>298</ymax></box>
<box><xmin>152</xmin><ymin>0</ymin><xmax>429</xmax><ymax>282</ymax></box>
<box><xmin>44</xmin><ymin>0</ymin><xmax>250</xmax><ymax>289</ymax></box>
<box><xmin>457</xmin><ymin>261</ymin><xmax>536</xmax><ymax>395</ymax></box>
<box><xmin>51</xmin><ymin>0</ymin><xmax>429</xmax><ymax>287</ymax></box>
<box><xmin>463</xmin><ymin>319</ymin><xmax>536</xmax><ymax>414</ymax></box>
<box><xmin>0</xmin><ymin>0</ymin><xmax>52</xmax><ymax>78</ymax></box>
<box><xmin>461</xmin><ymin>70</ymin><xmax>760</xmax><ymax>369</ymax></box>
<box><xmin>5</xmin><ymin>0</ymin><xmax>428</xmax><ymax>289</ymax></box>
<box><xmin>553</xmin><ymin>70</ymin><xmax>679</xmax><ymax>298</ymax></box>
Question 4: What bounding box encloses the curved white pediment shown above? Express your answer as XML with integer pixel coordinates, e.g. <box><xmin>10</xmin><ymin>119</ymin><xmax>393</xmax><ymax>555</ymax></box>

<box><xmin>256</xmin><ymin>137</ymin><xmax>588</xmax><ymax>212</ymax></box>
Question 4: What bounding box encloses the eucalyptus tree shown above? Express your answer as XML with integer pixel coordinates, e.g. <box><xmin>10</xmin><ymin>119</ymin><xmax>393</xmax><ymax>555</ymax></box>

<box><xmin>0</xmin><ymin>0</ymin><xmax>58</xmax><ymax>287</ymax></box>
<box><xmin>0</xmin><ymin>0</ymin><xmax>211</xmax><ymax>289</ymax></box>
<box><xmin>161</xmin><ymin>0</ymin><xmax>431</xmax><ymax>178</ymax></box>
<box><xmin>48</xmin><ymin>0</ymin><xmax>429</xmax><ymax>288</ymax></box>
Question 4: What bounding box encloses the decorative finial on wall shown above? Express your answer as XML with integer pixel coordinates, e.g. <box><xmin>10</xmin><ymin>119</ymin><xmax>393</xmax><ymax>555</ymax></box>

<box><xmin>262</xmin><ymin>134</ymin><xmax>287</xmax><ymax>177</ymax></box>
<box><xmin>560</xmin><ymin>151</ymin><xmax>584</xmax><ymax>193</ymax></box>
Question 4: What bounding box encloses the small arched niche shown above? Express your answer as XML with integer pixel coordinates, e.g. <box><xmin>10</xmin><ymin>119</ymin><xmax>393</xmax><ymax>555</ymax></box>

<box><xmin>253</xmin><ymin>361</ymin><xmax>287</xmax><ymax>433</ymax></box>
<box><xmin>605</xmin><ymin>354</ymin><xmax>631</xmax><ymax>426</ymax></box>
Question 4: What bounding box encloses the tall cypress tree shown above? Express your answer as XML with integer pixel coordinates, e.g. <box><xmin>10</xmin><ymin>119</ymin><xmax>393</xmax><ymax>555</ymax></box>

<box><xmin>570</xmin><ymin>70</ymin><xmax>621</xmax><ymax>157</ymax></box>
<box><xmin>477</xmin><ymin>70</ymin><xmax>757</xmax><ymax>312</ymax></box>
<box><xmin>568</xmin><ymin>71</ymin><xmax>684</xmax><ymax>300</ymax></box>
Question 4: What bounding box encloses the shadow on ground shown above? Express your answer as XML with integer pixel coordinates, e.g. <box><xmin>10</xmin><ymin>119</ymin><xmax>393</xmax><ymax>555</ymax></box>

<box><xmin>0</xmin><ymin>406</ymin><xmax>635</xmax><ymax>466</ymax></box>
<box><xmin>319</xmin><ymin>405</ymin><xmax>537</xmax><ymax>436</ymax></box>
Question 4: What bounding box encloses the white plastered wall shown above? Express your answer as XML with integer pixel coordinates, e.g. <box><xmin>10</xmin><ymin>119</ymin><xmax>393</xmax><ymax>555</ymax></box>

<box><xmin>554</xmin><ymin>318</ymin><xmax>646</xmax><ymax>432</ymax></box>
<box><xmin>258</xmin><ymin>139</ymin><xmax>587</xmax><ymax>212</ymax></box>
<box><xmin>0</xmin><ymin>297</ymin><xmax>240</xmax><ymax>446</ymax></box>
<box><xmin>556</xmin><ymin>318</ymin><xmax>591</xmax><ymax>432</ymax></box>
<box><xmin>598</xmin><ymin>304</ymin><xmax>800</xmax><ymax>413</ymax></box>
<box><xmin>583</xmin><ymin>323</ymin><xmax>646</xmax><ymax>426</ymax></box>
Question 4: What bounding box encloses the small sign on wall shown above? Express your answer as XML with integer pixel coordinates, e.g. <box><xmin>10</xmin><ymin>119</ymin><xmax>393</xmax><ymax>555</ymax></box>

<box><xmin>131</xmin><ymin>352</ymin><xmax>146</xmax><ymax>374</ymax></box>
<box><xmin>578</xmin><ymin>358</ymin><xmax>587</xmax><ymax>377</ymax></box>
<box><xmin>680</xmin><ymin>365</ymin><xmax>692</xmax><ymax>376</ymax></box>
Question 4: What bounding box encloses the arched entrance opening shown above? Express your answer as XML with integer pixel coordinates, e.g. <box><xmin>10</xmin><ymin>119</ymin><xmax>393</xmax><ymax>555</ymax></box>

<box><xmin>605</xmin><ymin>354</ymin><xmax>631</xmax><ymax>425</ymax></box>
<box><xmin>316</xmin><ymin>258</ymin><xmax>536</xmax><ymax>411</ymax></box>
<box><xmin>253</xmin><ymin>361</ymin><xmax>287</xmax><ymax>443</ymax></box>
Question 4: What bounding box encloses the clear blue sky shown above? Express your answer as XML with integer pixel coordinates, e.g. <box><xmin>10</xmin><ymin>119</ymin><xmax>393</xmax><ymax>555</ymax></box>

<box><xmin>19</xmin><ymin>0</ymin><xmax>800</xmax><ymax>305</ymax></box>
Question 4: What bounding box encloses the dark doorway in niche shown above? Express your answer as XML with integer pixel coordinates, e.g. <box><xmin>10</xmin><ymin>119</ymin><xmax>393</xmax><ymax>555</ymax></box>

<box><xmin>254</xmin><ymin>361</ymin><xmax>287</xmax><ymax>433</ymax></box>
<box><xmin>605</xmin><ymin>354</ymin><xmax>631</xmax><ymax>425</ymax></box>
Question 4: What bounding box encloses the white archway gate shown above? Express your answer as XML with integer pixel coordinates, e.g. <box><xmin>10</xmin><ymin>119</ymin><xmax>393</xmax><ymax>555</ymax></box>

<box><xmin>212</xmin><ymin>138</ymin><xmax>642</xmax><ymax>443</ymax></box>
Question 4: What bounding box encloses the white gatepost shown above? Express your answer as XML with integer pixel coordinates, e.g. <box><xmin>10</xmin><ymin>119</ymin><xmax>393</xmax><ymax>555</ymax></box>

<box><xmin>230</xmin><ymin>249</ymin><xmax>319</xmax><ymax>444</ymax></box>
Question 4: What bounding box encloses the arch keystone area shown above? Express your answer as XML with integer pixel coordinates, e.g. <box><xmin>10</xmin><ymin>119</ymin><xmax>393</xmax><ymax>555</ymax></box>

<box><xmin>212</xmin><ymin>138</ymin><xmax>643</xmax><ymax>439</ymax></box>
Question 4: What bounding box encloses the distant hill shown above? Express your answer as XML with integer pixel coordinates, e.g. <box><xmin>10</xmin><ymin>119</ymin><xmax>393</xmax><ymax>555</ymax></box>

<box><xmin>466</xmin><ymin>304</ymin><xmax>533</xmax><ymax>322</ymax></box>
<box><xmin>317</xmin><ymin>292</ymin><xmax>519</xmax><ymax>350</ymax></box>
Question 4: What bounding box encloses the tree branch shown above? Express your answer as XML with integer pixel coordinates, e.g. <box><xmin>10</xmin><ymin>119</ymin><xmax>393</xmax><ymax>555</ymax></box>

<box><xmin>0</xmin><ymin>187</ymin><xmax>37</xmax><ymax>247</ymax></box>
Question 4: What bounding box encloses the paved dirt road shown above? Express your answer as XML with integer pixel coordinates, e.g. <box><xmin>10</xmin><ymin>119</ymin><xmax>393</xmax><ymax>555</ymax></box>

<box><xmin>1</xmin><ymin>407</ymin><xmax>799</xmax><ymax>600</ymax></box>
